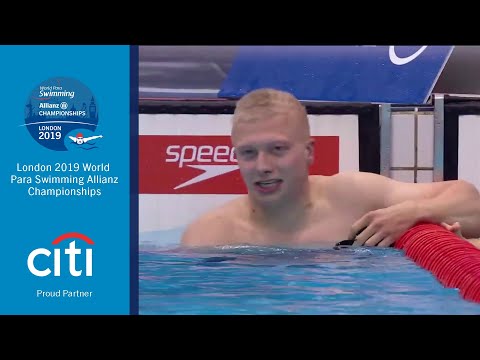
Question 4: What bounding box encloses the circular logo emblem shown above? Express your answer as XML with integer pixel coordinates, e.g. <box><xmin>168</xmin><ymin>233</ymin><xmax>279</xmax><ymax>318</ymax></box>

<box><xmin>25</xmin><ymin>77</ymin><xmax>100</xmax><ymax>151</ymax></box>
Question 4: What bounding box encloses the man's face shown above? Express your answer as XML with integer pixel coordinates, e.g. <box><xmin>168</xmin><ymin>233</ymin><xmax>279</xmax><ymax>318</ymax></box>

<box><xmin>232</xmin><ymin>112</ymin><xmax>313</xmax><ymax>206</ymax></box>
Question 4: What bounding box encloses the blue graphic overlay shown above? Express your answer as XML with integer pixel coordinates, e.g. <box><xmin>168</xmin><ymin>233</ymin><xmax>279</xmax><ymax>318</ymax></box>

<box><xmin>218</xmin><ymin>46</ymin><xmax>454</xmax><ymax>104</ymax></box>
<box><xmin>130</xmin><ymin>45</ymin><xmax>139</xmax><ymax>315</ymax></box>
<box><xmin>25</xmin><ymin>77</ymin><xmax>100</xmax><ymax>151</ymax></box>
<box><xmin>0</xmin><ymin>45</ymin><xmax>132</xmax><ymax>315</ymax></box>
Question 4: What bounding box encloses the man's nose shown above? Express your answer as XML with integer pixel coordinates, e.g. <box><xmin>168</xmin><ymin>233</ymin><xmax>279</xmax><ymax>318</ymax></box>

<box><xmin>255</xmin><ymin>152</ymin><xmax>273</xmax><ymax>173</ymax></box>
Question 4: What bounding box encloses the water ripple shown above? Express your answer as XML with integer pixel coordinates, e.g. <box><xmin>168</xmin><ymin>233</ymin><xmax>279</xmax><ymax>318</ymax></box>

<box><xmin>139</xmin><ymin>246</ymin><xmax>480</xmax><ymax>315</ymax></box>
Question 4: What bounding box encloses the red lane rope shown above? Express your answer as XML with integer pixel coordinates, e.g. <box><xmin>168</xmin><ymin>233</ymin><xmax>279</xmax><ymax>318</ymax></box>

<box><xmin>394</xmin><ymin>223</ymin><xmax>480</xmax><ymax>303</ymax></box>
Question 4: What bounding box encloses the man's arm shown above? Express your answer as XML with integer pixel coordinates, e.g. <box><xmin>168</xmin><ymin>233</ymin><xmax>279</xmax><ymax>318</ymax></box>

<box><xmin>387</xmin><ymin>177</ymin><xmax>480</xmax><ymax>238</ymax></box>
<box><xmin>346</xmin><ymin>172</ymin><xmax>480</xmax><ymax>246</ymax></box>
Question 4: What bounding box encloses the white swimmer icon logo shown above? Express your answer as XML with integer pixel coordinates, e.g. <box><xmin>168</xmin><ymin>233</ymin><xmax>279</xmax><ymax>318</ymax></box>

<box><xmin>69</xmin><ymin>132</ymin><xmax>103</xmax><ymax>145</ymax></box>
<box><xmin>389</xmin><ymin>46</ymin><xmax>428</xmax><ymax>65</ymax></box>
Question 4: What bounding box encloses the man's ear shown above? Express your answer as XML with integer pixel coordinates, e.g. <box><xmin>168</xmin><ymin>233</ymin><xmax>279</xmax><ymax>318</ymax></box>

<box><xmin>306</xmin><ymin>138</ymin><xmax>315</xmax><ymax>165</ymax></box>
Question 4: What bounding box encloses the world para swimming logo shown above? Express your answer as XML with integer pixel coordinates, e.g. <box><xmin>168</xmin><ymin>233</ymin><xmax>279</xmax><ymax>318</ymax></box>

<box><xmin>23</xmin><ymin>77</ymin><xmax>103</xmax><ymax>151</ymax></box>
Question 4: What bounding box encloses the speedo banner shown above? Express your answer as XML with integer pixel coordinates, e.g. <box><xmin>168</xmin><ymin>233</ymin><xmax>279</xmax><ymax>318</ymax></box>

<box><xmin>140</xmin><ymin>135</ymin><xmax>339</xmax><ymax>194</ymax></box>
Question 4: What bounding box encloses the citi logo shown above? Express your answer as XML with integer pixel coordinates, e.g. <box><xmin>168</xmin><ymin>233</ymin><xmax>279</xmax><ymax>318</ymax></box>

<box><xmin>27</xmin><ymin>232</ymin><xmax>94</xmax><ymax>277</ymax></box>
<box><xmin>165</xmin><ymin>144</ymin><xmax>239</xmax><ymax>189</ymax></box>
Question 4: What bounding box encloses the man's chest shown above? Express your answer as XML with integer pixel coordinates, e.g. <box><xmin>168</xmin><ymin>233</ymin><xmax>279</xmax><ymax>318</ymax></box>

<box><xmin>238</xmin><ymin>212</ymin><xmax>359</xmax><ymax>248</ymax></box>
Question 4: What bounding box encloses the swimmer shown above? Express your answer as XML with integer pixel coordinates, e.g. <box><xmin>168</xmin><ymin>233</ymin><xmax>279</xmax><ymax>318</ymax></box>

<box><xmin>181</xmin><ymin>88</ymin><xmax>480</xmax><ymax>249</ymax></box>
<box><xmin>69</xmin><ymin>133</ymin><xmax>103</xmax><ymax>145</ymax></box>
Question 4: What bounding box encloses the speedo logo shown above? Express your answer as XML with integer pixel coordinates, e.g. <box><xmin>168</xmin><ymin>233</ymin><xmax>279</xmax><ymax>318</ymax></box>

<box><xmin>165</xmin><ymin>144</ymin><xmax>239</xmax><ymax>189</ymax></box>
<box><xmin>139</xmin><ymin>135</ymin><xmax>339</xmax><ymax>194</ymax></box>
<box><xmin>140</xmin><ymin>135</ymin><xmax>245</xmax><ymax>194</ymax></box>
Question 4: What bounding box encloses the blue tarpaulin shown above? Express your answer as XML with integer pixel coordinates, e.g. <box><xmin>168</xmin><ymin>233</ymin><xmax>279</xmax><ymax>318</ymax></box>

<box><xmin>218</xmin><ymin>46</ymin><xmax>454</xmax><ymax>104</ymax></box>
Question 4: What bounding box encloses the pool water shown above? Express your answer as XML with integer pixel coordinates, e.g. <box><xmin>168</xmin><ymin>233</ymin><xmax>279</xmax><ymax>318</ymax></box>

<box><xmin>139</xmin><ymin>237</ymin><xmax>480</xmax><ymax>315</ymax></box>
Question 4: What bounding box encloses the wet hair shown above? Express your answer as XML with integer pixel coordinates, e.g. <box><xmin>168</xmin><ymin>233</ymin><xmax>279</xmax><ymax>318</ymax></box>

<box><xmin>231</xmin><ymin>88</ymin><xmax>310</xmax><ymax>137</ymax></box>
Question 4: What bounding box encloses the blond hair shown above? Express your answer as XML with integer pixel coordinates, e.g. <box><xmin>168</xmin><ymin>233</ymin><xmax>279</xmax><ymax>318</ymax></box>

<box><xmin>232</xmin><ymin>88</ymin><xmax>310</xmax><ymax>133</ymax></box>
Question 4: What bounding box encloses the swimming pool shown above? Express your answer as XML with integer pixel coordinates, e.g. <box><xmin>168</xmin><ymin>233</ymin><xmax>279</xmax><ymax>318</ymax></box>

<box><xmin>139</xmin><ymin>229</ymin><xmax>480</xmax><ymax>315</ymax></box>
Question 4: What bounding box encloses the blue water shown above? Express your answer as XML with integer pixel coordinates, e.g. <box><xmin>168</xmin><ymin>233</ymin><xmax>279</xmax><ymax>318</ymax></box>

<box><xmin>139</xmin><ymin>238</ymin><xmax>480</xmax><ymax>315</ymax></box>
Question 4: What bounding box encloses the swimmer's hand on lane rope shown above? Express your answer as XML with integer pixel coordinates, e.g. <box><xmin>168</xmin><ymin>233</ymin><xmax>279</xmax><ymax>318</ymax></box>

<box><xmin>348</xmin><ymin>201</ymin><xmax>423</xmax><ymax>247</ymax></box>
<box><xmin>335</xmin><ymin>221</ymin><xmax>480</xmax><ymax>250</ymax></box>
<box><xmin>335</xmin><ymin>222</ymin><xmax>463</xmax><ymax>248</ymax></box>
<box><xmin>334</xmin><ymin>227</ymin><xmax>366</xmax><ymax>249</ymax></box>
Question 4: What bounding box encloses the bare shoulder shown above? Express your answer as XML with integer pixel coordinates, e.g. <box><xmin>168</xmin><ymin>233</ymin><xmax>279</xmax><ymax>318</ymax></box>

<box><xmin>328</xmin><ymin>171</ymin><xmax>387</xmax><ymax>185</ymax></box>
<box><xmin>310</xmin><ymin>171</ymin><xmax>391</xmax><ymax>210</ymax></box>
<box><xmin>312</xmin><ymin>171</ymin><xmax>388</xmax><ymax>192</ymax></box>
<box><xmin>180</xmin><ymin>197</ymin><xmax>245</xmax><ymax>248</ymax></box>
<box><xmin>325</xmin><ymin>170</ymin><xmax>473</xmax><ymax>197</ymax></box>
